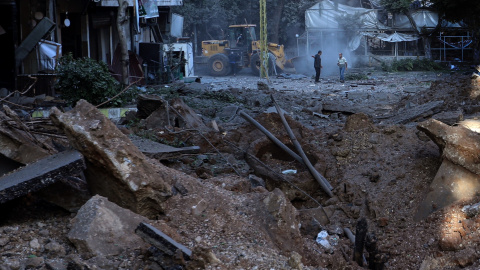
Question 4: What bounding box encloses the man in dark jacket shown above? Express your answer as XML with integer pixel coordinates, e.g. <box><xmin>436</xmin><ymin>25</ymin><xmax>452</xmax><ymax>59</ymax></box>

<box><xmin>313</xmin><ymin>50</ymin><xmax>323</xmax><ymax>83</ymax></box>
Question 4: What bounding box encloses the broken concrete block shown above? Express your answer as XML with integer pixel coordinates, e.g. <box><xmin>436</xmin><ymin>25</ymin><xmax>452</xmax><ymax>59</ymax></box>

<box><xmin>0</xmin><ymin>150</ymin><xmax>85</xmax><ymax>204</ymax></box>
<box><xmin>130</xmin><ymin>134</ymin><xmax>200</xmax><ymax>160</ymax></box>
<box><xmin>170</xmin><ymin>98</ymin><xmax>207</xmax><ymax>130</ymax></box>
<box><xmin>414</xmin><ymin>159</ymin><xmax>480</xmax><ymax>221</ymax></box>
<box><xmin>136</xmin><ymin>94</ymin><xmax>166</xmax><ymax>119</ymax></box>
<box><xmin>417</xmin><ymin>118</ymin><xmax>480</xmax><ymax>175</ymax></box>
<box><xmin>390</xmin><ymin>101</ymin><xmax>444</xmax><ymax>124</ymax></box>
<box><xmin>50</xmin><ymin>100</ymin><xmax>172</xmax><ymax>218</ymax></box>
<box><xmin>143</xmin><ymin>97</ymin><xmax>207</xmax><ymax>131</ymax></box>
<box><xmin>135</xmin><ymin>222</ymin><xmax>192</xmax><ymax>259</ymax></box>
<box><xmin>432</xmin><ymin>110</ymin><xmax>464</xmax><ymax>125</ymax></box>
<box><xmin>262</xmin><ymin>188</ymin><xmax>303</xmax><ymax>252</ymax></box>
<box><xmin>68</xmin><ymin>195</ymin><xmax>149</xmax><ymax>258</ymax></box>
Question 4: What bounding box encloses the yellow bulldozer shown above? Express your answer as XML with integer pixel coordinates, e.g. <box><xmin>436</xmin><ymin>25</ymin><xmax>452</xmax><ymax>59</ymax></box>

<box><xmin>195</xmin><ymin>24</ymin><xmax>295</xmax><ymax>76</ymax></box>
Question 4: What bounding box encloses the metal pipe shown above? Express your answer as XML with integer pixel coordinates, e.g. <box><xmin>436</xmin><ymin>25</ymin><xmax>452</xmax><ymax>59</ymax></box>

<box><xmin>270</xmin><ymin>95</ymin><xmax>334</xmax><ymax>197</ymax></box>
<box><xmin>238</xmin><ymin>111</ymin><xmax>305</xmax><ymax>166</ymax></box>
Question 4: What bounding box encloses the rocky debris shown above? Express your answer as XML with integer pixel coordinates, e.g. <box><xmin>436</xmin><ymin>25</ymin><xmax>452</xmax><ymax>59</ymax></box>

<box><xmin>418</xmin><ymin>119</ymin><xmax>480</xmax><ymax>175</ymax></box>
<box><xmin>4</xmin><ymin>70</ymin><xmax>480</xmax><ymax>269</ymax></box>
<box><xmin>415</xmin><ymin>118</ymin><xmax>480</xmax><ymax>219</ymax></box>
<box><xmin>142</xmin><ymin>96</ymin><xmax>208</xmax><ymax>131</ymax></box>
<box><xmin>387</xmin><ymin>100</ymin><xmax>444</xmax><ymax>124</ymax></box>
<box><xmin>136</xmin><ymin>94</ymin><xmax>166</xmax><ymax>119</ymax></box>
<box><xmin>0</xmin><ymin>109</ymin><xmax>52</xmax><ymax>164</ymax></box>
<box><xmin>130</xmin><ymin>134</ymin><xmax>200</xmax><ymax>160</ymax></box>
<box><xmin>0</xmin><ymin>150</ymin><xmax>85</xmax><ymax>204</ymax></box>
<box><xmin>414</xmin><ymin>159</ymin><xmax>480</xmax><ymax>220</ymax></box>
<box><xmin>50</xmin><ymin>99</ymin><xmax>172</xmax><ymax>218</ymax></box>
<box><xmin>68</xmin><ymin>195</ymin><xmax>149</xmax><ymax>258</ymax></box>
<box><xmin>170</xmin><ymin>98</ymin><xmax>208</xmax><ymax>130</ymax></box>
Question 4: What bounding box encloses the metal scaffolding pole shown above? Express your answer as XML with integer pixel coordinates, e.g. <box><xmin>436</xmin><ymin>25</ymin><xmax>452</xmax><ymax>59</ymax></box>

<box><xmin>259</xmin><ymin>0</ymin><xmax>268</xmax><ymax>79</ymax></box>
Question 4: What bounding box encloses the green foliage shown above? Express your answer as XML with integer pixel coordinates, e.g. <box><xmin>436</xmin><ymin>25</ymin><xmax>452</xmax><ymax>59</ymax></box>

<box><xmin>381</xmin><ymin>58</ymin><xmax>445</xmax><ymax>72</ymax></box>
<box><xmin>380</xmin><ymin>0</ymin><xmax>411</xmax><ymax>14</ymax></box>
<box><xmin>55</xmin><ymin>54</ymin><xmax>137</xmax><ymax>107</ymax></box>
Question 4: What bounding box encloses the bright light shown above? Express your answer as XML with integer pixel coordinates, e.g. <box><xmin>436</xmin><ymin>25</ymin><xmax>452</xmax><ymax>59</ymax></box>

<box><xmin>459</xmin><ymin>119</ymin><xmax>480</xmax><ymax>133</ymax></box>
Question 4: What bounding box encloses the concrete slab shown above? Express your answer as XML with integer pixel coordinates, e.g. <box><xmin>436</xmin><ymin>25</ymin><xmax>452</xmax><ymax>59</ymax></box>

<box><xmin>414</xmin><ymin>159</ymin><xmax>480</xmax><ymax>221</ymax></box>
<box><xmin>386</xmin><ymin>101</ymin><xmax>444</xmax><ymax>124</ymax></box>
<box><xmin>129</xmin><ymin>135</ymin><xmax>200</xmax><ymax>160</ymax></box>
<box><xmin>0</xmin><ymin>150</ymin><xmax>85</xmax><ymax>204</ymax></box>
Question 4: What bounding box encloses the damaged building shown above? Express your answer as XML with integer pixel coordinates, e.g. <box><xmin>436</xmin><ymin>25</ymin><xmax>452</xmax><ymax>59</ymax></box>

<box><xmin>0</xmin><ymin>0</ymin><xmax>193</xmax><ymax>95</ymax></box>
<box><xmin>297</xmin><ymin>0</ymin><xmax>471</xmax><ymax>66</ymax></box>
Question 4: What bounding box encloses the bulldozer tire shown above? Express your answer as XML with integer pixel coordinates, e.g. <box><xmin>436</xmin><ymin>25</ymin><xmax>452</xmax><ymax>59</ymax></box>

<box><xmin>250</xmin><ymin>53</ymin><xmax>275</xmax><ymax>76</ymax></box>
<box><xmin>208</xmin><ymin>54</ymin><xmax>230</xmax><ymax>76</ymax></box>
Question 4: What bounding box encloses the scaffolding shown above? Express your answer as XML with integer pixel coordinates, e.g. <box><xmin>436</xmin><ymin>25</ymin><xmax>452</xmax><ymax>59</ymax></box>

<box><xmin>432</xmin><ymin>33</ymin><xmax>473</xmax><ymax>62</ymax></box>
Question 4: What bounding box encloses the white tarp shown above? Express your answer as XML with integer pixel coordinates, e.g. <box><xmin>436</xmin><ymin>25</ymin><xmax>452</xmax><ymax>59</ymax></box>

<box><xmin>394</xmin><ymin>10</ymin><xmax>438</xmax><ymax>29</ymax></box>
<box><xmin>305</xmin><ymin>1</ymin><xmax>388</xmax><ymax>30</ymax></box>
<box><xmin>170</xmin><ymin>13</ymin><xmax>184</xmax><ymax>38</ymax></box>
<box><xmin>364</xmin><ymin>32</ymin><xmax>419</xmax><ymax>42</ymax></box>
<box><xmin>37</xmin><ymin>39</ymin><xmax>61</xmax><ymax>71</ymax></box>
<box><xmin>139</xmin><ymin>0</ymin><xmax>160</xmax><ymax>18</ymax></box>
<box><xmin>305</xmin><ymin>0</ymin><xmax>451</xmax><ymax>32</ymax></box>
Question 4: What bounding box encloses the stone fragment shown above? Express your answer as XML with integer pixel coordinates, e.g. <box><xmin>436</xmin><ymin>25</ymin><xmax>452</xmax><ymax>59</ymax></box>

<box><xmin>438</xmin><ymin>230</ymin><xmax>463</xmax><ymax>251</ymax></box>
<box><xmin>418</xmin><ymin>118</ymin><xmax>480</xmax><ymax>175</ymax></box>
<box><xmin>68</xmin><ymin>195</ymin><xmax>149</xmax><ymax>258</ymax></box>
<box><xmin>136</xmin><ymin>94</ymin><xmax>165</xmax><ymax>119</ymax></box>
<box><xmin>454</xmin><ymin>248</ymin><xmax>478</xmax><ymax>267</ymax></box>
<box><xmin>24</xmin><ymin>256</ymin><xmax>44</xmax><ymax>268</ymax></box>
<box><xmin>262</xmin><ymin>188</ymin><xmax>303</xmax><ymax>252</ymax></box>
<box><xmin>432</xmin><ymin>110</ymin><xmax>463</xmax><ymax>125</ymax></box>
<box><xmin>50</xmin><ymin>100</ymin><xmax>171</xmax><ymax>218</ymax></box>
<box><xmin>390</xmin><ymin>101</ymin><xmax>444</xmax><ymax>124</ymax></box>
<box><xmin>288</xmin><ymin>251</ymin><xmax>304</xmax><ymax>270</ymax></box>
<box><xmin>191</xmin><ymin>199</ymin><xmax>208</xmax><ymax>216</ymax></box>
<box><xmin>415</xmin><ymin>119</ymin><xmax>480</xmax><ymax>219</ymax></box>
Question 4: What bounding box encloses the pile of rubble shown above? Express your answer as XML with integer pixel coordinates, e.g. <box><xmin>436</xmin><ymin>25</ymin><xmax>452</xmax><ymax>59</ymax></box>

<box><xmin>1</xmin><ymin>70</ymin><xmax>480</xmax><ymax>269</ymax></box>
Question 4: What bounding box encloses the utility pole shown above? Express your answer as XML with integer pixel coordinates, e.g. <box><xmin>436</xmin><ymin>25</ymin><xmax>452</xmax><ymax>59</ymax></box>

<box><xmin>259</xmin><ymin>0</ymin><xmax>268</xmax><ymax>79</ymax></box>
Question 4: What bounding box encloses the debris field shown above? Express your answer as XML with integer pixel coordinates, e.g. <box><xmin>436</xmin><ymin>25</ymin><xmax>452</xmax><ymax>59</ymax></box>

<box><xmin>1</xmin><ymin>69</ymin><xmax>480</xmax><ymax>270</ymax></box>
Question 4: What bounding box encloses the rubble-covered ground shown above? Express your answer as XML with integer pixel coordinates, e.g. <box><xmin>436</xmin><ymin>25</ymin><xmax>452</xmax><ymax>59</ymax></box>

<box><xmin>1</xmin><ymin>66</ymin><xmax>480</xmax><ymax>270</ymax></box>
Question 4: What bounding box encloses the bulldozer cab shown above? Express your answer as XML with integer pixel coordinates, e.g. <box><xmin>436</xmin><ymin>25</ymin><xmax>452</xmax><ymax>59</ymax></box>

<box><xmin>228</xmin><ymin>25</ymin><xmax>256</xmax><ymax>52</ymax></box>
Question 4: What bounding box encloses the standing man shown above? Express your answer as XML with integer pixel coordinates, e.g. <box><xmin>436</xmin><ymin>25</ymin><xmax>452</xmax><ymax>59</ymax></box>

<box><xmin>337</xmin><ymin>53</ymin><xmax>348</xmax><ymax>83</ymax></box>
<box><xmin>312</xmin><ymin>50</ymin><xmax>322</xmax><ymax>83</ymax></box>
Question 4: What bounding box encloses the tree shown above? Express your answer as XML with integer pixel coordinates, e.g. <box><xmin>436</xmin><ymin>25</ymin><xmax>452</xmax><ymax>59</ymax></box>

<box><xmin>117</xmin><ymin>0</ymin><xmax>129</xmax><ymax>85</ymax></box>
<box><xmin>173</xmin><ymin>0</ymin><xmax>317</xmax><ymax>52</ymax></box>
<box><xmin>431</xmin><ymin>0</ymin><xmax>480</xmax><ymax>62</ymax></box>
<box><xmin>380</xmin><ymin>0</ymin><xmax>439</xmax><ymax>59</ymax></box>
